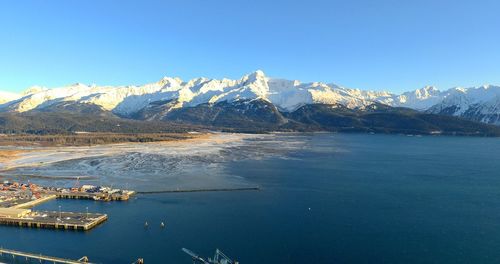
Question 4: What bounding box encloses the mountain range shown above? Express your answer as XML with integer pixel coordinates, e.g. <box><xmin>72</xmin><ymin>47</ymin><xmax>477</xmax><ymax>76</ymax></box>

<box><xmin>1</xmin><ymin>71</ymin><xmax>499</xmax><ymax>135</ymax></box>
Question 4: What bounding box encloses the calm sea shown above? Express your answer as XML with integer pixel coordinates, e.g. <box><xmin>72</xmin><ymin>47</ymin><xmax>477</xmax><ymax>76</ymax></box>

<box><xmin>1</xmin><ymin>133</ymin><xmax>500</xmax><ymax>263</ymax></box>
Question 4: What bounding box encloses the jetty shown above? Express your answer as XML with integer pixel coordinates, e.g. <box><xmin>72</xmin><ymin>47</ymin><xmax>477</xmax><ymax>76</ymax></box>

<box><xmin>137</xmin><ymin>186</ymin><xmax>260</xmax><ymax>194</ymax></box>
<box><xmin>0</xmin><ymin>247</ymin><xmax>93</xmax><ymax>264</ymax></box>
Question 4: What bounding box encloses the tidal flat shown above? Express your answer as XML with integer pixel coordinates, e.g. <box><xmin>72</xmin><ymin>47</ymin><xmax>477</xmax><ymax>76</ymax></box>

<box><xmin>0</xmin><ymin>133</ymin><xmax>306</xmax><ymax>191</ymax></box>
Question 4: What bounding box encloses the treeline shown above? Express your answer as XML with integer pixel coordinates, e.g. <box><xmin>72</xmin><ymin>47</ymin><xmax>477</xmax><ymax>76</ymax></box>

<box><xmin>0</xmin><ymin>133</ymin><xmax>199</xmax><ymax>146</ymax></box>
<box><xmin>0</xmin><ymin>112</ymin><xmax>203</xmax><ymax>134</ymax></box>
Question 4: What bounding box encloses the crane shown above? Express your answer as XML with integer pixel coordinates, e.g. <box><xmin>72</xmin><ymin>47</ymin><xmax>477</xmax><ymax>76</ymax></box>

<box><xmin>72</xmin><ymin>176</ymin><xmax>81</xmax><ymax>192</ymax></box>
<box><xmin>182</xmin><ymin>248</ymin><xmax>209</xmax><ymax>264</ymax></box>
<box><xmin>209</xmin><ymin>249</ymin><xmax>236</xmax><ymax>264</ymax></box>
<box><xmin>182</xmin><ymin>248</ymin><xmax>238</xmax><ymax>264</ymax></box>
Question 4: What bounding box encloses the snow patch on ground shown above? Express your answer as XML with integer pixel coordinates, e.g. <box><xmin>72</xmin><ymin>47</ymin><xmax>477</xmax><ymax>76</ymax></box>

<box><xmin>0</xmin><ymin>133</ymin><xmax>307</xmax><ymax>191</ymax></box>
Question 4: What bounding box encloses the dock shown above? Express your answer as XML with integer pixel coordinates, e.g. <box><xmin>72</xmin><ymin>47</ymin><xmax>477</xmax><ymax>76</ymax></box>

<box><xmin>0</xmin><ymin>247</ymin><xmax>93</xmax><ymax>264</ymax></box>
<box><xmin>52</xmin><ymin>191</ymin><xmax>133</xmax><ymax>201</ymax></box>
<box><xmin>0</xmin><ymin>181</ymin><xmax>134</xmax><ymax>231</ymax></box>
<box><xmin>0</xmin><ymin>210</ymin><xmax>108</xmax><ymax>231</ymax></box>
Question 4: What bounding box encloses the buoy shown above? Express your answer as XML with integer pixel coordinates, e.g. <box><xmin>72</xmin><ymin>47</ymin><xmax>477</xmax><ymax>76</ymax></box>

<box><xmin>160</xmin><ymin>222</ymin><xmax>165</xmax><ymax>228</ymax></box>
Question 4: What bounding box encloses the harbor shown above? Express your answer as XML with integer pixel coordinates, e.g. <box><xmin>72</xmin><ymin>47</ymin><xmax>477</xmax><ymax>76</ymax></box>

<box><xmin>0</xmin><ymin>176</ymin><xmax>257</xmax><ymax>263</ymax></box>
<box><xmin>0</xmin><ymin>180</ymin><xmax>135</xmax><ymax>231</ymax></box>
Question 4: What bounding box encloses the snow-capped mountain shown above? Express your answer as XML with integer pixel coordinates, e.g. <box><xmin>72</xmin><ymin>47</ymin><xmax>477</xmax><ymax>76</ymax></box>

<box><xmin>390</xmin><ymin>86</ymin><xmax>444</xmax><ymax>110</ymax></box>
<box><xmin>427</xmin><ymin>85</ymin><xmax>500</xmax><ymax>125</ymax></box>
<box><xmin>0</xmin><ymin>91</ymin><xmax>21</xmax><ymax>104</ymax></box>
<box><xmin>0</xmin><ymin>71</ymin><xmax>499</xmax><ymax>125</ymax></box>
<box><xmin>0</xmin><ymin>70</ymin><xmax>394</xmax><ymax>115</ymax></box>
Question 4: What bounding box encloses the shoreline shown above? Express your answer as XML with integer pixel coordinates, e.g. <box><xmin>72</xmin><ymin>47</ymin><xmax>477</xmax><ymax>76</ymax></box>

<box><xmin>0</xmin><ymin>132</ymin><xmax>257</xmax><ymax>174</ymax></box>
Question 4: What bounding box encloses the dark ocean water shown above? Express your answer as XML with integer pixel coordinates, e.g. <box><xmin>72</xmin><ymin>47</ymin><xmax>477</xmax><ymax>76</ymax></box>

<box><xmin>1</xmin><ymin>133</ymin><xmax>500</xmax><ymax>263</ymax></box>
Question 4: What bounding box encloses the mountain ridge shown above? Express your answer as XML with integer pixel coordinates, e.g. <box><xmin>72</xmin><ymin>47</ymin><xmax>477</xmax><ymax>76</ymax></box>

<box><xmin>2</xmin><ymin>100</ymin><xmax>500</xmax><ymax>136</ymax></box>
<box><xmin>1</xmin><ymin>71</ymin><xmax>499</xmax><ymax>126</ymax></box>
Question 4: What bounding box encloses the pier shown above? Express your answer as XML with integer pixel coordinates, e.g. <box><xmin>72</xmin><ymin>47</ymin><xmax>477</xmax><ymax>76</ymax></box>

<box><xmin>0</xmin><ymin>210</ymin><xmax>108</xmax><ymax>231</ymax></box>
<box><xmin>0</xmin><ymin>247</ymin><xmax>93</xmax><ymax>264</ymax></box>
<box><xmin>137</xmin><ymin>186</ymin><xmax>260</xmax><ymax>194</ymax></box>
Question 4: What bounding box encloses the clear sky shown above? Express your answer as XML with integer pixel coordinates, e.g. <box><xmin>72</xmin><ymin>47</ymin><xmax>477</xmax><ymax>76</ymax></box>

<box><xmin>1</xmin><ymin>0</ymin><xmax>499</xmax><ymax>93</ymax></box>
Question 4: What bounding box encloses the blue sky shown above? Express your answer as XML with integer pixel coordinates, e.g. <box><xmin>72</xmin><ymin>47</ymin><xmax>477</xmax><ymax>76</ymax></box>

<box><xmin>1</xmin><ymin>0</ymin><xmax>499</xmax><ymax>93</ymax></box>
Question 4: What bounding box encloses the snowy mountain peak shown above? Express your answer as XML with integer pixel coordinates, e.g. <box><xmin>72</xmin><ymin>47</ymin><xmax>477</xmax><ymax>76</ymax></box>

<box><xmin>241</xmin><ymin>70</ymin><xmax>267</xmax><ymax>84</ymax></box>
<box><xmin>22</xmin><ymin>85</ymin><xmax>47</xmax><ymax>95</ymax></box>
<box><xmin>412</xmin><ymin>86</ymin><xmax>440</xmax><ymax>100</ymax></box>
<box><xmin>0</xmin><ymin>71</ymin><xmax>499</xmax><ymax>125</ymax></box>
<box><xmin>417</xmin><ymin>85</ymin><xmax>439</xmax><ymax>95</ymax></box>
<box><xmin>389</xmin><ymin>86</ymin><xmax>443</xmax><ymax>110</ymax></box>
<box><xmin>479</xmin><ymin>84</ymin><xmax>494</xmax><ymax>90</ymax></box>
<box><xmin>0</xmin><ymin>91</ymin><xmax>21</xmax><ymax>104</ymax></box>
<box><xmin>156</xmin><ymin>76</ymin><xmax>182</xmax><ymax>88</ymax></box>
<box><xmin>246</xmin><ymin>69</ymin><xmax>266</xmax><ymax>79</ymax></box>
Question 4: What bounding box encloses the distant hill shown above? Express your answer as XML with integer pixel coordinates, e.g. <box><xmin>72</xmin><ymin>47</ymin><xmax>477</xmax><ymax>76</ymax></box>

<box><xmin>284</xmin><ymin>103</ymin><xmax>500</xmax><ymax>136</ymax></box>
<box><xmin>1</xmin><ymin>99</ymin><xmax>499</xmax><ymax>136</ymax></box>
